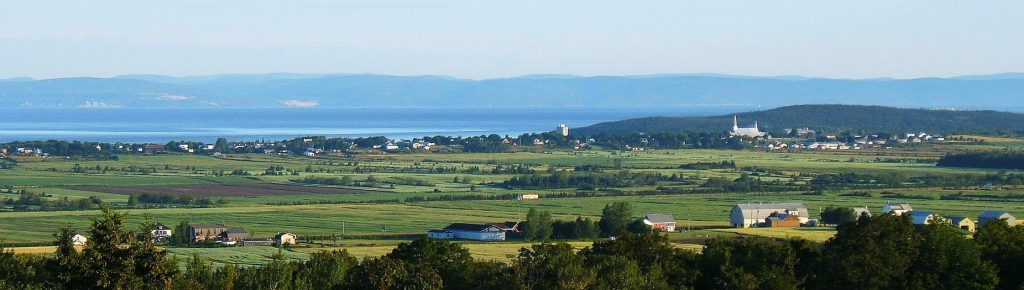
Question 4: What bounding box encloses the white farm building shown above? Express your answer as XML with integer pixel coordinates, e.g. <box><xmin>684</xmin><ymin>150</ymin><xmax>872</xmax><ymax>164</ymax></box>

<box><xmin>730</xmin><ymin>203</ymin><xmax>809</xmax><ymax>228</ymax></box>
<box><xmin>427</xmin><ymin>223</ymin><xmax>506</xmax><ymax>241</ymax></box>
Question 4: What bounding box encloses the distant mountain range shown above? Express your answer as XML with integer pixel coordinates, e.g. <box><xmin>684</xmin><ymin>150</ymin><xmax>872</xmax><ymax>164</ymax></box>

<box><xmin>574</xmin><ymin>105</ymin><xmax>1024</xmax><ymax>135</ymax></box>
<box><xmin>1</xmin><ymin>73</ymin><xmax>1023</xmax><ymax>109</ymax></box>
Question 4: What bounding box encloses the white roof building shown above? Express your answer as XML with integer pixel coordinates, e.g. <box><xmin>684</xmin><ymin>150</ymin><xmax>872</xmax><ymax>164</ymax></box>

<box><xmin>730</xmin><ymin>203</ymin><xmax>809</xmax><ymax>228</ymax></box>
<box><xmin>883</xmin><ymin>202</ymin><xmax>913</xmax><ymax>216</ymax></box>
<box><xmin>730</xmin><ymin>116</ymin><xmax>767</xmax><ymax>138</ymax></box>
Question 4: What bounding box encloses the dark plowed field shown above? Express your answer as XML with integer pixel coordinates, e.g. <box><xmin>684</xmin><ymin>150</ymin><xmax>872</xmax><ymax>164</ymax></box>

<box><xmin>67</xmin><ymin>183</ymin><xmax>377</xmax><ymax>197</ymax></box>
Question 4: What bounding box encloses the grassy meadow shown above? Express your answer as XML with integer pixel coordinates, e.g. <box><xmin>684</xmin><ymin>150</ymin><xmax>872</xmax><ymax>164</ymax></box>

<box><xmin>3</xmin><ymin>140</ymin><xmax>1024</xmax><ymax>265</ymax></box>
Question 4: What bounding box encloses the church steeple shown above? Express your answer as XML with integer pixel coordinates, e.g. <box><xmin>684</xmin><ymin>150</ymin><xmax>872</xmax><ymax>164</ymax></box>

<box><xmin>733</xmin><ymin>115</ymin><xmax>739</xmax><ymax>130</ymax></box>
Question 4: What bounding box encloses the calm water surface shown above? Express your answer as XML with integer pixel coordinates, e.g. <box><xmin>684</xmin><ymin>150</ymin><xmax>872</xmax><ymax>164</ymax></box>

<box><xmin>0</xmin><ymin>107</ymin><xmax>754</xmax><ymax>143</ymax></box>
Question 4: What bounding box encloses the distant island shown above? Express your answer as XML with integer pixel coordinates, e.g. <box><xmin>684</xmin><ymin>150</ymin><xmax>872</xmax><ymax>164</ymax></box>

<box><xmin>2</xmin><ymin>73</ymin><xmax>1024</xmax><ymax>109</ymax></box>
<box><xmin>575</xmin><ymin>104</ymin><xmax>1024</xmax><ymax>135</ymax></box>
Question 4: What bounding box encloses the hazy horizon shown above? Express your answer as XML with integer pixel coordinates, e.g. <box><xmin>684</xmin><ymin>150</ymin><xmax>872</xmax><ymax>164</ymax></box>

<box><xmin>5</xmin><ymin>71</ymin><xmax>1024</xmax><ymax>82</ymax></box>
<box><xmin>2</xmin><ymin>1</ymin><xmax>1022</xmax><ymax>80</ymax></box>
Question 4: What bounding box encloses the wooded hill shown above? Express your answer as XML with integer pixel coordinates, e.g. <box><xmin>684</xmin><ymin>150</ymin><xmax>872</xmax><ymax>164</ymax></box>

<box><xmin>575</xmin><ymin>104</ymin><xmax>1024</xmax><ymax>135</ymax></box>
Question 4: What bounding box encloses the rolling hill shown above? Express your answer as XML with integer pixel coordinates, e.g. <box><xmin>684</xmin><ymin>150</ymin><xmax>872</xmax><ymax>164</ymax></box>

<box><xmin>574</xmin><ymin>105</ymin><xmax>1024</xmax><ymax>135</ymax></box>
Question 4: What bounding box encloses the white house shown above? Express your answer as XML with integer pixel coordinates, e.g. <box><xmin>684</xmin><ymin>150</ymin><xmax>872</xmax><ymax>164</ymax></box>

<box><xmin>151</xmin><ymin>223</ymin><xmax>173</xmax><ymax>242</ymax></box>
<box><xmin>274</xmin><ymin>232</ymin><xmax>298</xmax><ymax>246</ymax></box>
<box><xmin>883</xmin><ymin>202</ymin><xmax>913</xmax><ymax>216</ymax></box>
<box><xmin>71</xmin><ymin>233</ymin><xmax>88</xmax><ymax>246</ymax></box>
<box><xmin>428</xmin><ymin>223</ymin><xmax>506</xmax><ymax>241</ymax></box>
<box><xmin>643</xmin><ymin>214</ymin><xmax>677</xmax><ymax>232</ymax></box>
<box><xmin>730</xmin><ymin>203</ymin><xmax>809</xmax><ymax>228</ymax></box>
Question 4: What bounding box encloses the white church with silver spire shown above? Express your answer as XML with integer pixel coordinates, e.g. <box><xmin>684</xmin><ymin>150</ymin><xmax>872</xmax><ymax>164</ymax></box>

<box><xmin>730</xmin><ymin>115</ymin><xmax>767</xmax><ymax>138</ymax></box>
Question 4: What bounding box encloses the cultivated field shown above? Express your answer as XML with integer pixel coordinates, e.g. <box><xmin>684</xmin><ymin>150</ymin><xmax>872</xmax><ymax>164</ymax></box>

<box><xmin>3</xmin><ymin>140</ymin><xmax>1023</xmax><ymax>265</ymax></box>
<box><xmin>68</xmin><ymin>183</ymin><xmax>378</xmax><ymax>197</ymax></box>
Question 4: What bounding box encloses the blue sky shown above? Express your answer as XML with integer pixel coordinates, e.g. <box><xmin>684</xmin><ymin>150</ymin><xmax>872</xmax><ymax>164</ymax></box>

<box><xmin>1</xmin><ymin>1</ymin><xmax>1021</xmax><ymax>79</ymax></box>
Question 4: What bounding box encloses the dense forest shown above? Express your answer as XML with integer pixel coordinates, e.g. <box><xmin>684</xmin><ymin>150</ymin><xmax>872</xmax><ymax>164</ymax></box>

<box><xmin>937</xmin><ymin>151</ymin><xmax>1024</xmax><ymax>170</ymax></box>
<box><xmin>576</xmin><ymin>104</ymin><xmax>1024</xmax><ymax>135</ymax></box>
<box><xmin>2</xmin><ymin>208</ymin><xmax>1023</xmax><ymax>290</ymax></box>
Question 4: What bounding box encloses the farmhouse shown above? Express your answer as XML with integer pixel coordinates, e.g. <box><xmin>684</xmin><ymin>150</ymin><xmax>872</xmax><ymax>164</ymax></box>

<box><xmin>427</xmin><ymin>223</ymin><xmax>506</xmax><ymax>241</ymax></box>
<box><xmin>274</xmin><ymin>233</ymin><xmax>298</xmax><ymax>246</ymax></box>
<box><xmin>883</xmin><ymin>202</ymin><xmax>913</xmax><ymax>216</ymax></box>
<box><xmin>978</xmin><ymin>210</ymin><xmax>1017</xmax><ymax>226</ymax></box>
<box><xmin>187</xmin><ymin>223</ymin><xmax>228</xmax><ymax>242</ymax></box>
<box><xmin>642</xmin><ymin>214</ymin><xmax>677</xmax><ymax>232</ymax></box>
<box><xmin>730</xmin><ymin>203</ymin><xmax>809</xmax><ymax>228</ymax></box>
<box><xmin>949</xmin><ymin>216</ymin><xmax>976</xmax><ymax>233</ymax></box>
<box><xmin>151</xmin><ymin>223</ymin><xmax>172</xmax><ymax>243</ymax></box>
<box><xmin>910</xmin><ymin>211</ymin><xmax>941</xmax><ymax>225</ymax></box>
<box><xmin>765</xmin><ymin>213</ymin><xmax>801</xmax><ymax>228</ymax></box>
<box><xmin>71</xmin><ymin>233</ymin><xmax>88</xmax><ymax>246</ymax></box>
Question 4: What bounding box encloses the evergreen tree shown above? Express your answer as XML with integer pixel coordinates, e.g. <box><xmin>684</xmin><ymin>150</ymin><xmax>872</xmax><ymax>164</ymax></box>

<box><xmin>522</xmin><ymin>208</ymin><xmax>554</xmax><ymax>242</ymax></box>
<box><xmin>598</xmin><ymin>202</ymin><xmax>633</xmax><ymax>237</ymax></box>
<box><xmin>170</xmin><ymin>220</ymin><xmax>191</xmax><ymax>246</ymax></box>
<box><xmin>213</xmin><ymin>138</ymin><xmax>230</xmax><ymax>153</ymax></box>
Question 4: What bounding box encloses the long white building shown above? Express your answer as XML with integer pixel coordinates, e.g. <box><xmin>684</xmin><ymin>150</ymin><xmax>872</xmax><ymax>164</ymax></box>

<box><xmin>730</xmin><ymin>203</ymin><xmax>809</xmax><ymax>228</ymax></box>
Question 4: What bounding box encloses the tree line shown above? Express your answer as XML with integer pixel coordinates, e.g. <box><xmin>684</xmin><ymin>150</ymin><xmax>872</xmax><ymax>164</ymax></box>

<box><xmin>3</xmin><ymin>208</ymin><xmax>1023</xmax><ymax>289</ymax></box>
<box><xmin>937</xmin><ymin>151</ymin><xmax>1024</xmax><ymax>170</ymax></box>
<box><xmin>500</xmin><ymin>171</ymin><xmax>661</xmax><ymax>190</ymax></box>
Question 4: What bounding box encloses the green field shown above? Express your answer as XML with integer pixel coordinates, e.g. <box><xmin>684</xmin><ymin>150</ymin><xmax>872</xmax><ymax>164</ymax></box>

<box><xmin>3</xmin><ymin>141</ymin><xmax>1024</xmax><ymax>265</ymax></box>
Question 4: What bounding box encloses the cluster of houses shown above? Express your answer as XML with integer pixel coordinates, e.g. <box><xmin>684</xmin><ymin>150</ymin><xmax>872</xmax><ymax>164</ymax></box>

<box><xmin>69</xmin><ymin>223</ymin><xmax>298</xmax><ymax>247</ymax></box>
<box><xmin>0</xmin><ymin>147</ymin><xmax>46</xmax><ymax>157</ymax></box>
<box><xmin>760</xmin><ymin>132</ymin><xmax>948</xmax><ymax>151</ymax></box>
<box><xmin>185</xmin><ymin>223</ymin><xmax>297</xmax><ymax>246</ymax></box>
<box><xmin>731</xmin><ymin>116</ymin><xmax>950</xmax><ymax>151</ymax></box>
<box><xmin>730</xmin><ymin>202</ymin><xmax>1019</xmax><ymax>232</ymax></box>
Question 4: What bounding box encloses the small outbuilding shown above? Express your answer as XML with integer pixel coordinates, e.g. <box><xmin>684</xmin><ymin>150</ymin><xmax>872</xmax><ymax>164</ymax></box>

<box><xmin>71</xmin><ymin>233</ymin><xmax>88</xmax><ymax>246</ymax></box>
<box><xmin>765</xmin><ymin>213</ymin><xmax>801</xmax><ymax>228</ymax></box>
<box><xmin>949</xmin><ymin>216</ymin><xmax>976</xmax><ymax>233</ymax></box>
<box><xmin>274</xmin><ymin>233</ymin><xmax>298</xmax><ymax>246</ymax></box>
